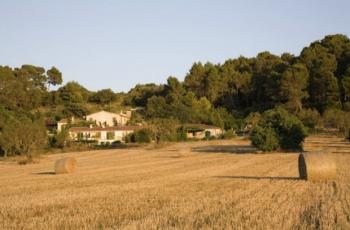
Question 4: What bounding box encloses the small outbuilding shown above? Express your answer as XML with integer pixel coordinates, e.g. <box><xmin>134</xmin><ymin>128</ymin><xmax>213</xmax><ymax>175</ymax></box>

<box><xmin>182</xmin><ymin>124</ymin><xmax>223</xmax><ymax>139</ymax></box>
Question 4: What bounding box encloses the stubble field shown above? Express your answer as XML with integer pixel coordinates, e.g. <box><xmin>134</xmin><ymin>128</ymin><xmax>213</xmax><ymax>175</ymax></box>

<box><xmin>0</xmin><ymin>134</ymin><xmax>350</xmax><ymax>229</ymax></box>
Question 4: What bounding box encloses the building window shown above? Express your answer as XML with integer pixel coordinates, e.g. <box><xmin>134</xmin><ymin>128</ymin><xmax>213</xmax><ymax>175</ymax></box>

<box><xmin>107</xmin><ymin>132</ymin><xmax>115</xmax><ymax>140</ymax></box>
<box><xmin>77</xmin><ymin>133</ymin><xmax>84</xmax><ymax>140</ymax></box>
<box><xmin>93</xmin><ymin>132</ymin><xmax>101</xmax><ymax>138</ymax></box>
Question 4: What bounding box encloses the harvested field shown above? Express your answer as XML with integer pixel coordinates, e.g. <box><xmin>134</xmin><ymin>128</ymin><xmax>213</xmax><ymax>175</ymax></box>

<box><xmin>0</xmin><ymin>135</ymin><xmax>350</xmax><ymax>229</ymax></box>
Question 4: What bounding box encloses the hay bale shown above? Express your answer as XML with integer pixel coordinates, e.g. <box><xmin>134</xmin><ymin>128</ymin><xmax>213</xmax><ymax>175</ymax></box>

<box><xmin>55</xmin><ymin>157</ymin><xmax>77</xmax><ymax>174</ymax></box>
<box><xmin>298</xmin><ymin>152</ymin><xmax>336</xmax><ymax>182</ymax></box>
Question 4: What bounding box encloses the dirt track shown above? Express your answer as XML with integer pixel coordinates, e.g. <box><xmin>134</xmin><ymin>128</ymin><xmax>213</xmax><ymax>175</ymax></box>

<box><xmin>0</xmin><ymin>135</ymin><xmax>349</xmax><ymax>229</ymax></box>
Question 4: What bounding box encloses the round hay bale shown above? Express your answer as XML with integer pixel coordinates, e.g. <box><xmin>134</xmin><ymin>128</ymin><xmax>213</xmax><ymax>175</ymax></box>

<box><xmin>55</xmin><ymin>157</ymin><xmax>77</xmax><ymax>174</ymax></box>
<box><xmin>298</xmin><ymin>152</ymin><xmax>336</xmax><ymax>182</ymax></box>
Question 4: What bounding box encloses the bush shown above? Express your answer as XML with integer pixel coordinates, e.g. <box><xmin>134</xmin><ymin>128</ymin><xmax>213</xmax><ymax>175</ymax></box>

<box><xmin>62</xmin><ymin>103</ymin><xmax>89</xmax><ymax>118</ymax></box>
<box><xmin>0</xmin><ymin>119</ymin><xmax>47</xmax><ymax>158</ymax></box>
<box><xmin>251</xmin><ymin>126</ymin><xmax>279</xmax><ymax>151</ymax></box>
<box><xmin>245</xmin><ymin>112</ymin><xmax>261</xmax><ymax>129</ymax></box>
<box><xmin>134</xmin><ymin>128</ymin><xmax>153</xmax><ymax>143</ymax></box>
<box><xmin>112</xmin><ymin>140</ymin><xmax>121</xmax><ymax>145</ymax></box>
<box><xmin>176</xmin><ymin>126</ymin><xmax>187</xmax><ymax>141</ymax></box>
<box><xmin>343</xmin><ymin>102</ymin><xmax>350</xmax><ymax>112</ymax></box>
<box><xmin>49</xmin><ymin>129</ymin><xmax>69</xmax><ymax>148</ymax></box>
<box><xmin>297</xmin><ymin>109</ymin><xmax>321</xmax><ymax>130</ymax></box>
<box><xmin>210</xmin><ymin>107</ymin><xmax>237</xmax><ymax>130</ymax></box>
<box><xmin>150</xmin><ymin>118</ymin><xmax>179</xmax><ymax>143</ymax></box>
<box><xmin>124</xmin><ymin>133</ymin><xmax>135</xmax><ymax>143</ymax></box>
<box><xmin>222</xmin><ymin>129</ymin><xmax>236</xmax><ymax>139</ymax></box>
<box><xmin>323</xmin><ymin>109</ymin><xmax>350</xmax><ymax>132</ymax></box>
<box><xmin>250</xmin><ymin>107</ymin><xmax>308</xmax><ymax>151</ymax></box>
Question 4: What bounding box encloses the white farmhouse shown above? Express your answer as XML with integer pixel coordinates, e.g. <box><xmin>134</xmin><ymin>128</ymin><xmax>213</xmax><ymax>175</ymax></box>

<box><xmin>86</xmin><ymin>110</ymin><xmax>131</xmax><ymax>127</ymax></box>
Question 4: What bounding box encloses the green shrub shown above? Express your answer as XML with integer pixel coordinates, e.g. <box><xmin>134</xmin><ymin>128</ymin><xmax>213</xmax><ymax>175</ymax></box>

<box><xmin>150</xmin><ymin>118</ymin><xmax>179</xmax><ymax>143</ymax></box>
<box><xmin>62</xmin><ymin>103</ymin><xmax>89</xmax><ymax>118</ymax></box>
<box><xmin>323</xmin><ymin>109</ymin><xmax>350</xmax><ymax>132</ymax></box>
<box><xmin>176</xmin><ymin>126</ymin><xmax>187</xmax><ymax>141</ymax></box>
<box><xmin>251</xmin><ymin>126</ymin><xmax>279</xmax><ymax>151</ymax></box>
<box><xmin>343</xmin><ymin>102</ymin><xmax>350</xmax><ymax>112</ymax></box>
<box><xmin>112</xmin><ymin>140</ymin><xmax>121</xmax><ymax>145</ymax></box>
<box><xmin>49</xmin><ymin>129</ymin><xmax>69</xmax><ymax>148</ymax></box>
<box><xmin>279</xmin><ymin>121</ymin><xmax>308</xmax><ymax>150</ymax></box>
<box><xmin>222</xmin><ymin>129</ymin><xmax>236</xmax><ymax>139</ymax></box>
<box><xmin>250</xmin><ymin>107</ymin><xmax>308</xmax><ymax>151</ymax></box>
<box><xmin>134</xmin><ymin>128</ymin><xmax>152</xmax><ymax>143</ymax></box>
<box><xmin>297</xmin><ymin>109</ymin><xmax>321</xmax><ymax>130</ymax></box>
<box><xmin>124</xmin><ymin>133</ymin><xmax>135</xmax><ymax>143</ymax></box>
<box><xmin>245</xmin><ymin>112</ymin><xmax>261</xmax><ymax>129</ymax></box>
<box><xmin>0</xmin><ymin>118</ymin><xmax>47</xmax><ymax>158</ymax></box>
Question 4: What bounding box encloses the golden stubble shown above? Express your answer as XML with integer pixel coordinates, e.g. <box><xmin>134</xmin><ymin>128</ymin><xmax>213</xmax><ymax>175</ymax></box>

<box><xmin>0</xmin><ymin>136</ymin><xmax>349</xmax><ymax>229</ymax></box>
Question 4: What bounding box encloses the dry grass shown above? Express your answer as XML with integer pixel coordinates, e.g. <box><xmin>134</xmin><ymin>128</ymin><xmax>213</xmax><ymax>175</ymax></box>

<box><xmin>0</xmin><ymin>135</ymin><xmax>350</xmax><ymax>229</ymax></box>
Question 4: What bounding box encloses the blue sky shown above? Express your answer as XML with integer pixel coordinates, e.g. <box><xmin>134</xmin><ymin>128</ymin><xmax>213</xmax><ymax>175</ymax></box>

<box><xmin>1</xmin><ymin>0</ymin><xmax>349</xmax><ymax>92</ymax></box>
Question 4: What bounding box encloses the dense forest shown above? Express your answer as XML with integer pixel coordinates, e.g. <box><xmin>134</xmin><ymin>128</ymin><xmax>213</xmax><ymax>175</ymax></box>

<box><xmin>1</xmin><ymin>34</ymin><xmax>350</xmax><ymax>157</ymax></box>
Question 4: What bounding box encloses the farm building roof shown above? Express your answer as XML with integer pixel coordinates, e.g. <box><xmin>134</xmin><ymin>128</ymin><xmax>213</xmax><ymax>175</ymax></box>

<box><xmin>58</xmin><ymin>118</ymin><xmax>68</xmax><ymax>123</ymax></box>
<box><xmin>181</xmin><ymin>124</ymin><xmax>222</xmax><ymax>130</ymax></box>
<box><xmin>69</xmin><ymin>126</ymin><xmax>141</xmax><ymax>132</ymax></box>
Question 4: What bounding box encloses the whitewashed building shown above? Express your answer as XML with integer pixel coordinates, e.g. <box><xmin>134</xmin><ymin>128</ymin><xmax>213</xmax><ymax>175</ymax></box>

<box><xmin>68</xmin><ymin>126</ymin><xmax>140</xmax><ymax>144</ymax></box>
<box><xmin>86</xmin><ymin>110</ymin><xmax>131</xmax><ymax>127</ymax></box>
<box><xmin>184</xmin><ymin>124</ymin><xmax>223</xmax><ymax>139</ymax></box>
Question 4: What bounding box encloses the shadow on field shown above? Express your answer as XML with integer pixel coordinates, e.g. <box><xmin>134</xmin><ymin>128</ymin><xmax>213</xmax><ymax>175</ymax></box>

<box><xmin>34</xmin><ymin>172</ymin><xmax>56</xmax><ymax>175</ymax></box>
<box><xmin>192</xmin><ymin>145</ymin><xmax>258</xmax><ymax>154</ymax></box>
<box><xmin>214</xmin><ymin>176</ymin><xmax>301</xmax><ymax>181</ymax></box>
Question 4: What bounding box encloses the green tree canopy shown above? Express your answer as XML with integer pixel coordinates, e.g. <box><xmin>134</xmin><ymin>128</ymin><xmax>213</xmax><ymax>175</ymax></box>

<box><xmin>89</xmin><ymin>89</ymin><xmax>117</xmax><ymax>105</ymax></box>
<box><xmin>57</xmin><ymin>81</ymin><xmax>90</xmax><ymax>104</ymax></box>
<box><xmin>251</xmin><ymin>108</ymin><xmax>308</xmax><ymax>151</ymax></box>
<box><xmin>47</xmin><ymin>67</ymin><xmax>63</xmax><ymax>87</ymax></box>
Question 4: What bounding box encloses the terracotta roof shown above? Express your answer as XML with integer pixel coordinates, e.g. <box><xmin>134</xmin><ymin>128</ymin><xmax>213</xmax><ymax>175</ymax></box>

<box><xmin>58</xmin><ymin>119</ymin><xmax>68</xmax><ymax>123</ymax></box>
<box><xmin>69</xmin><ymin>126</ymin><xmax>141</xmax><ymax>132</ymax></box>
<box><xmin>45</xmin><ymin>119</ymin><xmax>57</xmax><ymax>126</ymax></box>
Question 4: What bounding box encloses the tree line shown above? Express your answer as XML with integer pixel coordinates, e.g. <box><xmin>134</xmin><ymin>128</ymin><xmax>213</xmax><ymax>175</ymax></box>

<box><xmin>181</xmin><ymin>34</ymin><xmax>350</xmax><ymax>114</ymax></box>
<box><xmin>125</xmin><ymin>34</ymin><xmax>350</xmax><ymax>132</ymax></box>
<box><xmin>1</xmin><ymin>34</ymin><xmax>350</xmax><ymax>158</ymax></box>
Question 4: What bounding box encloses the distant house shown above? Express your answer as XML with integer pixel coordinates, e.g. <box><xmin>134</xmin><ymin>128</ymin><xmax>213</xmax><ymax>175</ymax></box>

<box><xmin>86</xmin><ymin>110</ymin><xmax>131</xmax><ymax>127</ymax></box>
<box><xmin>68</xmin><ymin>126</ymin><xmax>140</xmax><ymax>144</ymax></box>
<box><xmin>57</xmin><ymin>117</ymin><xmax>75</xmax><ymax>132</ymax></box>
<box><xmin>183</xmin><ymin>124</ymin><xmax>223</xmax><ymax>139</ymax></box>
<box><xmin>56</xmin><ymin>110</ymin><xmax>136</xmax><ymax>144</ymax></box>
<box><xmin>45</xmin><ymin>118</ymin><xmax>58</xmax><ymax>132</ymax></box>
<box><xmin>57</xmin><ymin>110</ymin><xmax>132</xmax><ymax>132</ymax></box>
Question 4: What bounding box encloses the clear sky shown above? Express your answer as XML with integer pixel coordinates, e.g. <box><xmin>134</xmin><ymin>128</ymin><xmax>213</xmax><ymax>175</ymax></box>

<box><xmin>1</xmin><ymin>0</ymin><xmax>349</xmax><ymax>92</ymax></box>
